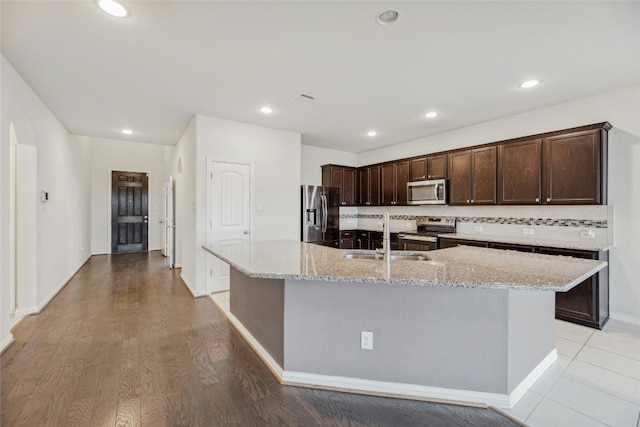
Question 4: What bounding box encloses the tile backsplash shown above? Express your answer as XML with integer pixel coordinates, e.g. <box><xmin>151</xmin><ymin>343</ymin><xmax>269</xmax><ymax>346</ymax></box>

<box><xmin>339</xmin><ymin>205</ymin><xmax>613</xmax><ymax>245</ymax></box>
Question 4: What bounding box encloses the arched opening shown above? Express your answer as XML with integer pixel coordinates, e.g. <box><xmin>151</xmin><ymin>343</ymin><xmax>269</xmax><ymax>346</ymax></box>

<box><xmin>9</xmin><ymin>115</ymin><xmax>38</xmax><ymax>323</ymax></box>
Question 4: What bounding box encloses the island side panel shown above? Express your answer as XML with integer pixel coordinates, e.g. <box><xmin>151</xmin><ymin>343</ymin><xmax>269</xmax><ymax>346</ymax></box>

<box><xmin>230</xmin><ymin>268</ymin><xmax>285</xmax><ymax>367</ymax></box>
<box><xmin>507</xmin><ymin>290</ymin><xmax>556</xmax><ymax>390</ymax></box>
<box><xmin>283</xmin><ymin>279</ymin><xmax>512</xmax><ymax>394</ymax></box>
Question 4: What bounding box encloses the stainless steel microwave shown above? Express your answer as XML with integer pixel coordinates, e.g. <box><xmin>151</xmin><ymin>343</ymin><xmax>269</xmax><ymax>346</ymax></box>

<box><xmin>407</xmin><ymin>179</ymin><xmax>447</xmax><ymax>205</ymax></box>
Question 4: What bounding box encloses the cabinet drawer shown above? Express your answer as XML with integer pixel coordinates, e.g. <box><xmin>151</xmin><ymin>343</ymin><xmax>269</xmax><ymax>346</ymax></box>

<box><xmin>356</xmin><ymin>231</ymin><xmax>370</xmax><ymax>239</ymax></box>
<box><xmin>340</xmin><ymin>230</ymin><xmax>355</xmax><ymax>239</ymax></box>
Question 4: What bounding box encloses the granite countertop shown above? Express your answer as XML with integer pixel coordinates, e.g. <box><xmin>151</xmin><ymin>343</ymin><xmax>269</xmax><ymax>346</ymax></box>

<box><xmin>203</xmin><ymin>240</ymin><xmax>606</xmax><ymax>292</ymax></box>
<box><xmin>438</xmin><ymin>233</ymin><xmax>612</xmax><ymax>252</ymax></box>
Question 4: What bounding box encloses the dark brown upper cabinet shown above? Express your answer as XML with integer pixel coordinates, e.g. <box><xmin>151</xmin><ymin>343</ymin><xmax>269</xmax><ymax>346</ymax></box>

<box><xmin>498</xmin><ymin>138</ymin><xmax>543</xmax><ymax>204</ymax></box>
<box><xmin>427</xmin><ymin>154</ymin><xmax>448</xmax><ymax>179</ymax></box>
<box><xmin>380</xmin><ymin>160</ymin><xmax>409</xmax><ymax>205</ymax></box>
<box><xmin>409</xmin><ymin>157</ymin><xmax>427</xmax><ymax>181</ymax></box>
<box><xmin>358</xmin><ymin>166</ymin><xmax>380</xmax><ymax>206</ymax></box>
<box><xmin>543</xmin><ymin>129</ymin><xmax>605</xmax><ymax>205</ymax></box>
<box><xmin>321</xmin><ymin>165</ymin><xmax>357</xmax><ymax>206</ymax></box>
<box><xmin>448</xmin><ymin>147</ymin><xmax>497</xmax><ymax>205</ymax></box>
<box><xmin>409</xmin><ymin>154</ymin><xmax>447</xmax><ymax>182</ymax></box>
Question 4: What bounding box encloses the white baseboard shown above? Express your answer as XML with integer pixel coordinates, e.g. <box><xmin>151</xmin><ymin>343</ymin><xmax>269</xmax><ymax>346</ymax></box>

<box><xmin>14</xmin><ymin>306</ymin><xmax>38</xmax><ymax>317</ymax></box>
<box><xmin>219</xmin><ymin>302</ymin><xmax>547</xmax><ymax>409</ymax></box>
<box><xmin>609</xmin><ymin>312</ymin><xmax>640</xmax><ymax>326</ymax></box>
<box><xmin>0</xmin><ymin>333</ymin><xmax>15</xmax><ymax>355</ymax></box>
<box><xmin>179</xmin><ymin>272</ymin><xmax>207</xmax><ymax>298</ymax></box>
<box><xmin>505</xmin><ymin>349</ymin><xmax>557</xmax><ymax>407</ymax></box>
<box><xmin>36</xmin><ymin>255</ymin><xmax>91</xmax><ymax>313</ymax></box>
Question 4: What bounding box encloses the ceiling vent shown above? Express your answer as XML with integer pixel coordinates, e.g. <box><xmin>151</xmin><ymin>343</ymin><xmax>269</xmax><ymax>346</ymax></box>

<box><xmin>291</xmin><ymin>94</ymin><xmax>316</xmax><ymax>105</ymax></box>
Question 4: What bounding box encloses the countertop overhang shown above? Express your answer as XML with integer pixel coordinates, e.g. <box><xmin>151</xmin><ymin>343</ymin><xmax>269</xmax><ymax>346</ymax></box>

<box><xmin>203</xmin><ymin>240</ymin><xmax>606</xmax><ymax>292</ymax></box>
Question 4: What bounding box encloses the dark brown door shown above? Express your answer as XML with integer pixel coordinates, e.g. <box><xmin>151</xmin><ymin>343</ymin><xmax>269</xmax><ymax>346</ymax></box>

<box><xmin>111</xmin><ymin>171</ymin><xmax>149</xmax><ymax>253</ymax></box>
<box><xmin>543</xmin><ymin>129</ymin><xmax>602</xmax><ymax>204</ymax></box>
<box><xmin>342</xmin><ymin>168</ymin><xmax>356</xmax><ymax>206</ymax></box>
<box><xmin>471</xmin><ymin>146</ymin><xmax>497</xmax><ymax>205</ymax></box>
<box><xmin>394</xmin><ymin>161</ymin><xmax>409</xmax><ymax>205</ymax></box>
<box><xmin>498</xmin><ymin>138</ymin><xmax>542</xmax><ymax>204</ymax></box>
<box><xmin>426</xmin><ymin>154</ymin><xmax>447</xmax><ymax>179</ymax></box>
<box><xmin>409</xmin><ymin>157</ymin><xmax>427</xmax><ymax>181</ymax></box>
<box><xmin>380</xmin><ymin>164</ymin><xmax>395</xmax><ymax>205</ymax></box>
<box><xmin>448</xmin><ymin>150</ymin><xmax>471</xmax><ymax>205</ymax></box>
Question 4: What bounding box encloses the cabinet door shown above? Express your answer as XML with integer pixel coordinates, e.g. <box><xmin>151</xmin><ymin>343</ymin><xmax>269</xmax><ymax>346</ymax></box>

<box><xmin>358</xmin><ymin>168</ymin><xmax>370</xmax><ymax>205</ymax></box>
<box><xmin>427</xmin><ymin>154</ymin><xmax>447</xmax><ymax>179</ymax></box>
<box><xmin>330</xmin><ymin>167</ymin><xmax>343</xmax><ymax>190</ymax></box>
<box><xmin>343</xmin><ymin>168</ymin><xmax>356</xmax><ymax>206</ymax></box>
<box><xmin>471</xmin><ymin>146</ymin><xmax>497</xmax><ymax>205</ymax></box>
<box><xmin>409</xmin><ymin>157</ymin><xmax>427</xmax><ymax>181</ymax></box>
<box><xmin>448</xmin><ymin>150</ymin><xmax>472</xmax><ymax>205</ymax></box>
<box><xmin>395</xmin><ymin>161</ymin><xmax>409</xmax><ymax>205</ymax></box>
<box><xmin>539</xmin><ymin>247</ymin><xmax>599</xmax><ymax>325</ymax></box>
<box><xmin>543</xmin><ymin>130</ymin><xmax>602</xmax><ymax>204</ymax></box>
<box><xmin>498</xmin><ymin>139</ymin><xmax>542</xmax><ymax>204</ymax></box>
<box><xmin>369</xmin><ymin>167</ymin><xmax>380</xmax><ymax>205</ymax></box>
<box><xmin>380</xmin><ymin>164</ymin><xmax>395</xmax><ymax>205</ymax></box>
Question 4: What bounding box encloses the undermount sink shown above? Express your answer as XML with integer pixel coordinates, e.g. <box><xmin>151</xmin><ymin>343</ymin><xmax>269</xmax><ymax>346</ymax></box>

<box><xmin>342</xmin><ymin>251</ymin><xmax>428</xmax><ymax>261</ymax></box>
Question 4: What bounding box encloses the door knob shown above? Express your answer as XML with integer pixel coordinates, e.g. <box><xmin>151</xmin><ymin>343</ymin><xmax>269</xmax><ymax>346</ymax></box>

<box><xmin>244</xmin><ymin>230</ymin><xmax>250</xmax><ymax>234</ymax></box>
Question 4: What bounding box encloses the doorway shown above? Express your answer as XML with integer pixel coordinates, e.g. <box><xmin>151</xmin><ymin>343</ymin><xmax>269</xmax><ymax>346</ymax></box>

<box><xmin>9</xmin><ymin>118</ymin><xmax>38</xmax><ymax>318</ymax></box>
<box><xmin>206</xmin><ymin>159</ymin><xmax>252</xmax><ymax>293</ymax></box>
<box><xmin>111</xmin><ymin>171</ymin><xmax>149</xmax><ymax>253</ymax></box>
<box><xmin>163</xmin><ymin>175</ymin><xmax>176</xmax><ymax>268</ymax></box>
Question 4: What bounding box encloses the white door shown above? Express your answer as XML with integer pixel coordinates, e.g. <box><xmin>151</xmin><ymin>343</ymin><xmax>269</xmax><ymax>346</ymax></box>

<box><xmin>207</xmin><ymin>160</ymin><xmax>252</xmax><ymax>293</ymax></box>
<box><xmin>163</xmin><ymin>176</ymin><xmax>175</xmax><ymax>268</ymax></box>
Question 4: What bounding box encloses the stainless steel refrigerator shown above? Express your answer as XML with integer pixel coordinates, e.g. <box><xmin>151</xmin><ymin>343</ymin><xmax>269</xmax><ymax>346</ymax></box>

<box><xmin>301</xmin><ymin>185</ymin><xmax>340</xmax><ymax>247</ymax></box>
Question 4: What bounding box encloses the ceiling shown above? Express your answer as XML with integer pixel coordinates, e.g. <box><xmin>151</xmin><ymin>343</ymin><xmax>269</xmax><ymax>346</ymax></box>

<box><xmin>2</xmin><ymin>1</ymin><xmax>639</xmax><ymax>153</ymax></box>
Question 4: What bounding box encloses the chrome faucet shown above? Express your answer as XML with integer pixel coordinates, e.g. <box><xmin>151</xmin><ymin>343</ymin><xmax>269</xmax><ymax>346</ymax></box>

<box><xmin>377</xmin><ymin>212</ymin><xmax>391</xmax><ymax>262</ymax></box>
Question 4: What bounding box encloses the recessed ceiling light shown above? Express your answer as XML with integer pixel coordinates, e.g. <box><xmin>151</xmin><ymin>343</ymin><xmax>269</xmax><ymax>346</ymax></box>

<box><xmin>425</xmin><ymin>111</ymin><xmax>438</xmax><ymax>119</ymax></box>
<box><xmin>260</xmin><ymin>106</ymin><xmax>273</xmax><ymax>114</ymax></box>
<box><xmin>367</xmin><ymin>131</ymin><xmax>377</xmax><ymax>137</ymax></box>
<box><xmin>122</xmin><ymin>129</ymin><xmax>133</xmax><ymax>135</ymax></box>
<box><xmin>98</xmin><ymin>0</ymin><xmax>128</xmax><ymax>18</ymax></box>
<box><xmin>377</xmin><ymin>10</ymin><xmax>399</xmax><ymax>26</ymax></box>
<box><xmin>520</xmin><ymin>79</ymin><xmax>541</xmax><ymax>89</ymax></box>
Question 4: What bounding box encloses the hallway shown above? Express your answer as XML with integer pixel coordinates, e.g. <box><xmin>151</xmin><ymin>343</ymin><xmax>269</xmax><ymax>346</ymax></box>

<box><xmin>1</xmin><ymin>251</ymin><xmax>520</xmax><ymax>426</ymax></box>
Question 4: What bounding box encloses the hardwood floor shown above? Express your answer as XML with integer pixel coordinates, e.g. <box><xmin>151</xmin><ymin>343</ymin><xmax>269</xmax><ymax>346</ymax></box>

<box><xmin>1</xmin><ymin>251</ymin><xmax>521</xmax><ymax>426</ymax></box>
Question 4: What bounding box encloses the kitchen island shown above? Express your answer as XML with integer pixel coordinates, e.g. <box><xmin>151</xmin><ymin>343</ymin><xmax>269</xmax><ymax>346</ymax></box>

<box><xmin>203</xmin><ymin>240</ymin><xmax>606</xmax><ymax>408</ymax></box>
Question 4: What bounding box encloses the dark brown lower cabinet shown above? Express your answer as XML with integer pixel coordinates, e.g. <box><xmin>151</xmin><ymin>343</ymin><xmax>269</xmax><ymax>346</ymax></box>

<box><xmin>339</xmin><ymin>230</ymin><xmax>356</xmax><ymax>249</ymax></box>
<box><xmin>439</xmin><ymin>237</ymin><xmax>609</xmax><ymax>329</ymax></box>
<box><xmin>539</xmin><ymin>248</ymin><xmax>609</xmax><ymax>329</ymax></box>
<box><xmin>438</xmin><ymin>238</ymin><xmax>489</xmax><ymax>249</ymax></box>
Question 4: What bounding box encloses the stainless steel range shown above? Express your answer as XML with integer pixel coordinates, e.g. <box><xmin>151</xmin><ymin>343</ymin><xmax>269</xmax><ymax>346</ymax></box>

<box><xmin>397</xmin><ymin>216</ymin><xmax>456</xmax><ymax>251</ymax></box>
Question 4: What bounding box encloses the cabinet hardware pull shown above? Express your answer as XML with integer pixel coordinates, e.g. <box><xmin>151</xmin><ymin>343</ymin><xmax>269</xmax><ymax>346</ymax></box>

<box><xmin>536</xmin><ymin>197</ymin><xmax>540</xmax><ymax>202</ymax></box>
<box><xmin>547</xmin><ymin>198</ymin><xmax>551</xmax><ymax>202</ymax></box>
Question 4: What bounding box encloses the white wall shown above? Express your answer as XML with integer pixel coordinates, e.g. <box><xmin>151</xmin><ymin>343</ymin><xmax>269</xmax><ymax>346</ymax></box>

<box><xmin>171</xmin><ymin>118</ymin><xmax>197</xmax><ymax>289</ymax></box>
<box><xmin>1</xmin><ymin>55</ymin><xmax>92</xmax><ymax>350</ymax></box>
<box><xmin>86</xmin><ymin>136</ymin><xmax>167</xmax><ymax>254</ymax></box>
<box><xmin>356</xmin><ymin>85</ymin><xmax>640</xmax><ymax>323</ymax></box>
<box><xmin>175</xmin><ymin>115</ymin><xmax>301</xmax><ymax>296</ymax></box>
<box><xmin>300</xmin><ymin>145</ymin><xmax>358</xmax><ymax>185</ymax></box>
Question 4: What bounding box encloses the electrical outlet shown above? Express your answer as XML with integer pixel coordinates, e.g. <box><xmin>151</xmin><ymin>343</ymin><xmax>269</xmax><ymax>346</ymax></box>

<box><xmin>522</xmin><ymin>228</ymin><xmax>534</xmax><ymax>235</ymax></box>
<box><xmin>361</xmin><ymin>331</ymin><xmax>373</xmax><ymax>350</ymax></box>
<box><xmin>474</xmin><ymin>226</ymin><xmax>483</xmax><ymax>232</ymax></box>
<box><xmin>580</xmin><ymin>229</ymin><xmax>596</xmax><ymax>239</ymax></box>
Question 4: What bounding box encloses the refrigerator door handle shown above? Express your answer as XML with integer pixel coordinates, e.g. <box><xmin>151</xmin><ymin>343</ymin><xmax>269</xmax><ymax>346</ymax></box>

<box><xmin>321</xmin><ymin>194</ymin><xmax>328</xmax><ymax>233</ymax></box>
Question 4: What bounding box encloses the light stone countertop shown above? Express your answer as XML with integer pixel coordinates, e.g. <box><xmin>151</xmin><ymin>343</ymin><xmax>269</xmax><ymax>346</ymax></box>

<box><xmin>438</xmin><ymin>233</ymin><xmax>612</xmax><ymax>252</ymax></box>
<box><xmin>203</xmin><ymin>240</ymin><xmax>606</xmax><ymax>292</ymax></box>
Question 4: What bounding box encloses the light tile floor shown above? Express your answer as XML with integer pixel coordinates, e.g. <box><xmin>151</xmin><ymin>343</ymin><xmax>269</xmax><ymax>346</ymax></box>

<box><xmin>505</xmin><ymin>319</ymin><xmax>640</xmax><ymax>427</ymax></box>
<box><xmin>210</xmin><ymin>292</ymin><xmax>640</xmax><ymax>427</ymax></box>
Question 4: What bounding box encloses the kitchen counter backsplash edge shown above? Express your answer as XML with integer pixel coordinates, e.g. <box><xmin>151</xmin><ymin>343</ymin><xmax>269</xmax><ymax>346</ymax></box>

<box><xmin>338</xmin><ymin>205</ymin><xmax>613</xmax><ymax>248</ymax></box>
